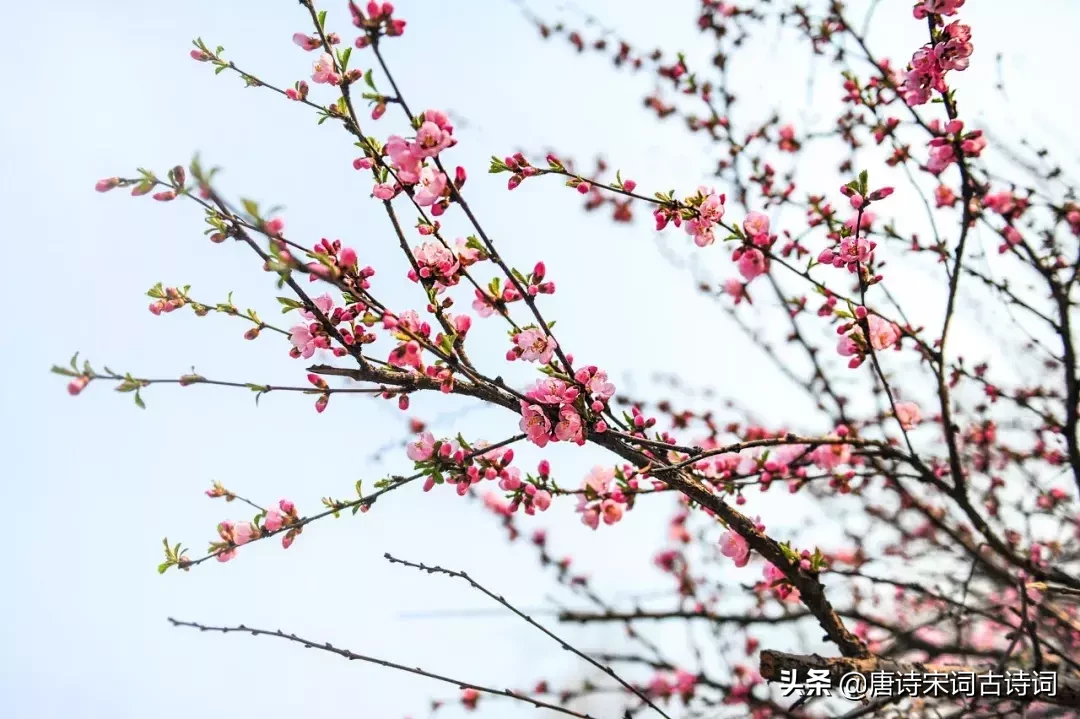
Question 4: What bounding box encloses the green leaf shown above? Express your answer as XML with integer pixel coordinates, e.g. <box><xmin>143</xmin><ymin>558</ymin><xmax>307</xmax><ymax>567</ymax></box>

<box><xmin>277</xmin><ymin>296</ymin><xmax>304</xmax><ymax>313</ymax></box>
<box><xmin>70</xmin><ymin>352</ymin><xmax>80</xmax><ymax>371</ymax></box>
<box><xmin>51</xmin><ymin>365</ymin><xmax>79</xmax><ymax>377</ymax></box>
<box><xmin>317</xmin><ymin>9</ymin><xmax>328</xmax><ymax>30</ymax></box>
<box><xmin>134</xmin><ymin>390</ymin><xmax>146</xmax><ymax>409</ymax></box>
<box><xmin>363</xmin><ymin>69</ymin><xmax>376</xmax><ymax>90</ymax></box>
<box><xmin>339</xmin><ymin>47</ymin><xmax>352</xmax><ymax>71</ymax></box>
<box><xmin>115</xmin><ymin>380</ymin><xmax>141</xmax><ymax>393</ymax></box>
<box><xmin>157</xmin><ymin>562</ymin><xmax>172</xmax><ymax>575</ymax></box>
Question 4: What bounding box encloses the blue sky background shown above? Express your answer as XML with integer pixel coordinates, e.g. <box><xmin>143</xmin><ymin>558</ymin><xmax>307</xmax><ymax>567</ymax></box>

<box><xmin>2</xmin><ymin>1</ymin><xmax>1078</xmax><ymax>717</ymax></box>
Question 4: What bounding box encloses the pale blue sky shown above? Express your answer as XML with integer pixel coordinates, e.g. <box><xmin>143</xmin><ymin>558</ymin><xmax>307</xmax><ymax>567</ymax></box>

<box><xmin>2</xmin><ymin>1</ymin><xmax>1077</xmax><ymax>717</ymax></box>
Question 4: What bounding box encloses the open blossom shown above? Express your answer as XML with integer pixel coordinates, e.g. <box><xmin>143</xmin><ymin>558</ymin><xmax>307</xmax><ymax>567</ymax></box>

<box><xmin>292</xmin><ymin>33</ymin><xmax>321</xmax><ymax>51</ymax></box>
<box><xmin>415</xmin><ymin>121</ymin><xmax>453</xmax><ymax>158</ymax></box>
<box><xmin>513</xmin><ymin>328</ymin><xmax>557</xmax><ymax>363</ymax></box>
<box><xmin>600</xmin><ymin>498</ymin><xmax>623</xmax><ymax>525</ymax></box>
<box><xmin>413</xmin><ymin>165</ymin><xmax>447</xmax><ymax>206</ymax></box>
<box><xmin>719</xmin><ymin>529</ymin><xmax>750</xmax><ymax>567</ymax></box>
<box><xmin>299</xmin><ymin>292</ymin><xmax>334</xmax><ymax>321</ymax></box>
<box><xmin>743</xmin><ymin>211</ymin><xmax>770</xmax><ymax>239</ymax></box>
<box><xmin>311</xmin><ymin>52</ymin><xmax>340</xmax><ymax>85</ymax></box>
<box><xmin>736</xmin><ymin>248</ymin><xmax>767</xmax><ymax>281</ymax></box>
<box><xmin>412</xmin><ymin>240</ymin><xmax>460</xmax><ymax>285</ymax></box>
<box><xmin>525</xmin><ymin>377</ymin><xmax>579</xmax><ymax>405</ymax></box>
<box><xmin>406</xmin><ymin>431</ymin><xmax>436</xmax><ymax>461</ymax></box>
<box><xmin>385</xmin><ymin>135</ymin><xmax>422</xmax><ymax>183</ymax></box>
<box><xmin>519</xmin><ymin>402</ymin><xmax>552</xmax><ymax>447</ymax></box>
<box><xmin>811</xmin><ymin>440</ymin><xmax>852</xmax><ymax>470</ymax></box>
<box><xmin>683</xmin><ymin>191</ymin><xmax>725</xmax><ymax>247</ymax></box>
<box><xmin>913</xmin><ymin>0</ymin><xmax>965</xmax><ymax>19</ymax></box>
<box><xmin>867</xmin><ymin>314</ymin><xmax>900</xmax><ymax>351</ymax></box>
<box><xmin>264</xmin><ymin>509</ymin><xmax>284</xmax><ymax>532</ymax></box>
<box><xmin>587</xmin><ymin>370</ymin><xmax>615</xmax><ymax>401</ymax></box>
<box><xmin>289</xmin><ymin>324</ymin><xmax>318</xmax><ymax>359</ymax></box>
<box><xmin>554</xmin><ymin>405</ymin><xmax>585</xmax><ymax>445</ymax></box>
<box><xmin>584</xmin><ymin>466</ymin><xmax>614</xmax><ymax>495</ymax></box>
<box><xmin>895</xmin><ymin>401</ymin><xmax>922</xmax><ymax>430</ymax></box>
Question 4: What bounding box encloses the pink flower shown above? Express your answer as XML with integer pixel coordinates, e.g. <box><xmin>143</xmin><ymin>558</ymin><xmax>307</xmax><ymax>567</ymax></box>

<box><xmin>373</xmin><ymin>183</ymin><xmax>396</xmax><ymax>200</ymax></box>
<box><xmin>414</xmin><ymin>120</ymin><xmax>453</xmax><ymax>158</ymax></box>
<box><xmin>836</xmin><ymin>334</ymin><xmax>859</xmax><ymax>357</ymax></box>
<box><xmin>264</xmin><ymin>508</ymin><xmax>285</xmax><ymax>532</ymax></box>
<box><xmin>743</xmin><ymin>211</ymin><xmax>770</xmax><ymax>239</ymax></box>
<box><xmin>580</xmin><ymin>507</ymin><xmax>600</xmax><ymax>530</ymax></box>
<box><xmin>385</xmin><ymin>135</ymin><xmax>422</xmax><ymax>183</ymax></box>
<box><xmin>407</xmin><ymin>431</ymin><xmax>436</xmax><ymax>461</ymax></box>
<box><xmin>895</xmin><ymin>401</ymin><xmax>922</xmax><ymax>430</ymax></box>
<box><xmin>554</xmin><ymin>405</ymin><xmax>585</xmax><ymax>445</ymax></box>
<box><xmin>723</xmin><ymin>278</ymin><xmax>746</xmax><ymax>304</ymax></box>
<box><xmin>520</xmin><ymin>402</ymin><xmax>552</xmax><ymax>447</ymax></box>
<box><xmin>674</xmin><ymin>669</ymin><xmax>697</xmax><ymax>696</ymax></box>
<box><xmin>648</xmin><ymin>675</ymin><xmax>673</xmax><ymax>698</ymax></box>
<box><xmin>413</xmin><ymin>165</ymin><xmax>447</xmax><ymax>206</ymax></box>
<box><xmin>289</xmin><ymin>324</ymin><xmax>318</xmax><ymax>359</ymax></box>
<box><xmin>587</xmin><ymin>371</ymin><xmax>616</xmax><ymax>401</ymax></box>
<box><xmin>601</xmin><ymin>499</ymin><xmax>623</xmax><ymax>525</ymax></box>
<box><xmin>913</xmin><ymin>0</ymin><xmax>965</xmax><ymax>19</ymax></box>
<box><xmin>867</xmin><ymin>314</ymin><xmax>899</xmax><ymax>351</ymax></box>
<box><xmin>412</xmin><ymin>240</ymin><xmax>460</xmax><ymax>285</ymax></box>
<box><xmin>234</xmin><ymin>521</ymin><xmax>258</xmax><ymax>546</ymax></box>
<box><xmin>719</xmin><ymin>529</ymin><xmax>751</xmax><ymax>567</ymax></box>
<box><xmin>525</xmin><ymin>377</ymin><xmax>579</xmax><ymax>405</ymax></box>
<box><xmin>532</xmin><ymin>490</ymin><xmax>552</xmax><ymax>511</ymax></box>
<box><xmin>311</xmin><ymin>52</ymin><xmax>340</xmax><ymax>85</ymax></box>
<box><xmin>299</xmin><ymin>293</ymin><xmax>334</xmax><ymax>321</ymax></box>
<box><xmin>584</xmin><ymin>466</ymin><xmax>614</xmax><ymax>495</ymax></box>
<box><xmin>514</xmin><ymin>328</ymin><xmax>557</xmax><ymax>364</ymax></box>
<box><xmin>292</xmin><ymin>33</ymin><xmax>321</xmax><ymax>51</ymax></box>
<box><xmin>736</xmin><ymin>248</ymin><xmax>767</xmax><ymax>281</ymax></box>
<box><xmin>811</xmin><ymin>442</ymin><xmax>851</xmax><ymax>470</ymax></box>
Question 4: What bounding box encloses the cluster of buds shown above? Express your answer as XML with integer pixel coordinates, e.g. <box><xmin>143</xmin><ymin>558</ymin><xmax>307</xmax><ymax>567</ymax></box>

<box><xmin>490</xmin><ymin>152</ymin><xmax>542</xmax><ymax>191</ymax></box>
<box><xmin>208</xmin><ymin>497</ymin><xmax>301</xmax><ymax>562</ymax></box>
<box><xmin>350</xmin><ymin>1</ymin><xmax>406</xmax><ymax>45</ymax></box>
<box><xmin>926</xmin><ymin>119</ymin><xmax>986</xmax><ymax>174</ymax></box>
<box><xmin>310</xmin><ymin>238</ymin><xmax>376</xmax><ymax>288</ymax></box>
<box><xmin>147</xmin><ymin>285</ymin><xmax>189</xmax><ymax>315</ymax></box>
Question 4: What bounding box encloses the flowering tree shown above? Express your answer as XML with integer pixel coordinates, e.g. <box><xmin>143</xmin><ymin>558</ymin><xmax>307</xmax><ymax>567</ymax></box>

<box><xmin>61</xmin><ymin>0</ymin><xmax>1080</xmax><ymax>716</ymax></box>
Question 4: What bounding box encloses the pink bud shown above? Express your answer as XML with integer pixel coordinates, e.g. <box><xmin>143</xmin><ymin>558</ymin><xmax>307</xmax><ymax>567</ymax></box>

<box><xmin>340</xmin><ymin>247</ymin><xmax>358</xmax><ymax>267</ymax></box>
<box><xmin>67</xmin><ymin>376</ymin><xmax>90</xmax><ymax>396</ymax></box>
<box><xmin>576</xmin><ymin>181</ymin><xmax>591</xmax><ymax>194</ymax></box>
<box><xmin>315</xmin><ymin>395</ymin><xmax>329</xmax><ymax>413</ymax></box>
<box><xmin>622</xmin><ymin>179</ymin><xmax>637</xmax><ymax>192</ymax></box>
<box><xmin>95</xmin><ymin>177</ymin><xmax>120</xmax><ymax>193</ymax></box>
